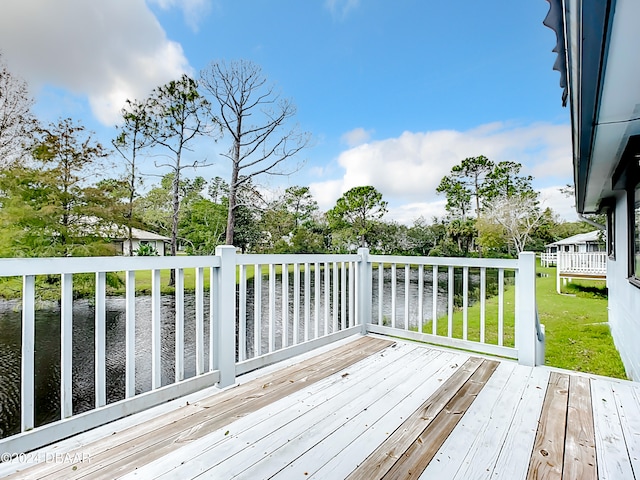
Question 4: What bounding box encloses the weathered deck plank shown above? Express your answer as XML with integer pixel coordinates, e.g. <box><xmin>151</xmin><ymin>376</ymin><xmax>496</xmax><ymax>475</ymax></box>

<box><xmin>305</xmin><ymin>351</ymin><xmax>463</xmax><ymax>480</ymax></box>
<box><xmin>126</xmin><ymin>341</ymin><xmax>425</xmax><ymax>479</ymax></box>
<box><xmin>591</xmin><ymin>379</ymin><xmax>637</xmax><ymax>479</ymax></box>
<box><xmin>564</xmin><ymin>376</ymin><xmax>597</xmax><ymax>479</ymax></box>
<box><xmin>420</xmin><ymin>362</ymin><xmax>531</xmax><ymax>479</ymax></box>
<box><xmin>381</xmin><ymin>359</ymin><xmax>499</xmax><ymax>479</ymax></box>
<box><xmin>527</xmin><ymin>372</ymin><xmax>570</xmax><ymax>479</ymax></box>
<box><xmin>1</xmin><ymin>335</ymin><xmax>638</xmax><ymax>480</ymax></box>
<box><xmin>487</xmin><ymin>367</ymin><xmax>550</xmax><ymax>480</ymax></box>
<box><xmin>8</xmin><ymin>336</ymin><xmax>393</xmax><ymax>480</ymax></box>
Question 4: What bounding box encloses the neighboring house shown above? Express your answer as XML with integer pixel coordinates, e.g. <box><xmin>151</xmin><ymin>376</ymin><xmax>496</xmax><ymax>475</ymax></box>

<box><xmin>545</xmin><ymin>230</ymin><xmax>605</xmax><ymax>256</ymax></box>
<box><xmin>111</xmin><ymin>227</ymin><xmax>170</xmax><ymax>256</ymax></box>
<box><xmin>546</xmin><ymin>0</ymin><xmax>640</xmax><ymax>379</ymax></box>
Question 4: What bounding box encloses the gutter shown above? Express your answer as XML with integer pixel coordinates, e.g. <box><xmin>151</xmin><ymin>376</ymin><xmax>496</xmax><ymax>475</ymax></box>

<box><xmin>578</xmin><ymin>213</ymin><xmax>605</xmax><ymax>230</ymax></box>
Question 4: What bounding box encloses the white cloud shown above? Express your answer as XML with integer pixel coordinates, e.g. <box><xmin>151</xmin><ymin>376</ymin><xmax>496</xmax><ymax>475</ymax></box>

<box><xmin>341</xmin><ymin>127</ymin><xmax>374</xmax><ymax>147</ymax></box>
<box><xmin>324</xmin><ymin>0</ymin><xmax>360</xmax><ymax>20</ymax></box>
<box><xmin>539</xmin><ymin>186</ymin><xmax>579</xmax><ymax>221</ymax></box>
<box><xmin>0</xmin><ymin>0</ymin><xmax>192</xmax><ymax>125</ymax></box>
<box><xmin>309</xmin><ymin>122</ymin><xmax>573</xmax><ymax>223</ymax></box>
<box><xmin>148</xmin><ymin>0</ymin><xmax>213</xmax><ymax>32</ymax></box>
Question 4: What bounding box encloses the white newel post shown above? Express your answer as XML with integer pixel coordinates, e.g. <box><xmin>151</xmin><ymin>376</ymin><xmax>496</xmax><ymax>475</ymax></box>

<box><xmin>215</xmin><ymin>245</ymin><xmax>237</xmax><ymax>388</ymax></box>
<box><xmin>515</xmin><ymin>252</ymin><xmax>537</xmax><ymax>366</ymax></box>
<box><xmin>357</xmin><ymin>248</ymin><xmax>372</xmax><ymax>335</ymax></box>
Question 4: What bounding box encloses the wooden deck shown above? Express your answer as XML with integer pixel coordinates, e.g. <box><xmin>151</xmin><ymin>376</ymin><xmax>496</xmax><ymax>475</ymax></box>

<box><xmin>1</xmin><ymin>335</ymin><xmax>639</xmax><ymax>479</ymax></box>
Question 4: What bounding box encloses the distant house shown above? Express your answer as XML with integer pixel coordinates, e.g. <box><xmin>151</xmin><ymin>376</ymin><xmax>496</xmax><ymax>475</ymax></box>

<box><xmin>546</xmin><ymin>0</ymin><xmax>640</xmax><ymax>378</ymax></box>
<box><xmin>111</xmin><ymin>227</ymin><xmax>170</xmax><ymax>256</ymax></box>
<box><xmin>545</xmin><ymin>230</ymin><xmax>605</xmax><ymax>256</ymax></box>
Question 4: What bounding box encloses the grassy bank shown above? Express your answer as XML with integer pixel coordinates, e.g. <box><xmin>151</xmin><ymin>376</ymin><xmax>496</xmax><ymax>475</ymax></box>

<box><xmin>535</xmin><ymin>266</ymin><xmax>625</xmax><ymax>378</ymax></box>
<box><xmin>422</xmin><ymin>264</ymin><xmax>625</xmax><ymax>379</ymax></box>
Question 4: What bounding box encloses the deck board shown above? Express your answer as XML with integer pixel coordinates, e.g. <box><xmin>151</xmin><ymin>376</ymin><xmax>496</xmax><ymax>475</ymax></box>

<box><xmin>527</xmin><ymin>372</ymin><xmax>570</xmax><ymax>479</ymax></box>
<box><xmin>591</xmin><ymin>379</ymin><xmax>637</xmax><ymax>479</ymax></box>
<box><xmin>564</xmin><ymin>376</ymin><xmax>597</xmax><ymax>479</ymax></box>
<box><xmin>488</xmin><ymin>367</ymin><xmax>550</xmax><ymax>480</ymax></box>
<box><xmin>1</xmin><ymin>334</ymin><xmax>638</xmax><ymax>480</ymax></box>
<box><xmin>9</xmin><ymin>336</ymin><xmax>393</xmax><ymax>480</ymax></box>
<box><xmin>132</xmin><ymin>341</ymin><xmax>424</xmax><ymax>479</ymax></box>
<box><xmin>420</xmin><ymin>362</ymin><xmax>526</xmax><ymax>479</ymax></box>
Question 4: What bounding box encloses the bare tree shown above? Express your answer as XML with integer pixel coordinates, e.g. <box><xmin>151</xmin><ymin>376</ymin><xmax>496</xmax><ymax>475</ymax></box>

<box><xmin>483</xmin><ymin>193</ymin><xmax>545</xmax><ymax>253</ymax></box>
<box><xmin>0</xmin><ymin>53</ymin><xmax>37</xmax><ymax>166</ymax></box>
<box><xmin>199</xmin><ymin>60</ymin><xmax>310</xmax><ymax>245</ymax></box>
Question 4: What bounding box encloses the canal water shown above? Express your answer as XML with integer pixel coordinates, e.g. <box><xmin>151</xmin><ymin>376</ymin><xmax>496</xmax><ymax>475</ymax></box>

<box><xmin>0</xmin><ymin>267</ymin><xmax>499</xmax><ymax>438</ymax></box>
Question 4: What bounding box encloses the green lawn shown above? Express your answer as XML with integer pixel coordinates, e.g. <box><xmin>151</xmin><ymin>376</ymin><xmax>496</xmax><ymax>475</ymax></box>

<box><xmin>421</xmin><ymin>264</ymin><xmax>626</xmax><ymax>379</ymax></box>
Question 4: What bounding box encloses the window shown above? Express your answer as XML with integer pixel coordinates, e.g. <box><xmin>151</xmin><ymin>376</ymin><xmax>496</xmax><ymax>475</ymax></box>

<box><xmin>634</xmin><ymin>185</ymin><xmax>640</xmax><ymax>282</ymax></box>
<box><xmin>606</xmin><ymin>205</ymin><xmax>615</xmax><ymax>259</ymax></box>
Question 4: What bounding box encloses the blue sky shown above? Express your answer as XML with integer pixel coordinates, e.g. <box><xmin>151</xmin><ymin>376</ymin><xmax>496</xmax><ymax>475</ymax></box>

<box><xmin>0</xmin><ymin>0</ymin><xmax>573</xmax><ymax>223</ymax></box>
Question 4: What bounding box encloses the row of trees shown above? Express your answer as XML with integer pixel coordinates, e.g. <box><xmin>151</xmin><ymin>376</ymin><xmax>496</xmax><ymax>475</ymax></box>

<box><xmin>0</xmin><ymin>55</ymin><xmax>309</xmax><ymax>262</ymax></box>
<box><xmin>0</xmin><ymin>53</ymin><xmax>594</xmax><ymax>260</ymax></box>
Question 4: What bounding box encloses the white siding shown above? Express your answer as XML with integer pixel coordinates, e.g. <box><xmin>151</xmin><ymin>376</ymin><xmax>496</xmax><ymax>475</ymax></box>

<box><xmin>608</xmin><ymin>192</ymin><xmax>640</xmax><ymax>380</ymax></box>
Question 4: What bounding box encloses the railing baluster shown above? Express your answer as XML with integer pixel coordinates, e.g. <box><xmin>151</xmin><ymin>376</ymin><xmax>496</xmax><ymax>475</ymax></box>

<box><xmin>282</xmin><ymin>263</ymin><xmax>289</xmax><ymax>347</ymax></box>
<box><xmin>125</xmin><ymin>270</ymin><xmax>135</xmax><ymax>398</ymax></box>
<box><xmin>324</xmin><ymin>261</ymin><xmax>330</xmax><ymax>336</ymax></box>
<box><xmin>151</xmin><ymin>269</ymin><xmax>161</xmax><ymax>390</ymax></box>
<box><xmin>61</xmin><ymin>273</ymin><xmax>73</xmax><ymax>419</ymax></box>
<box><xmin>447</xmin><ymin>266</ymin><xmax>454</xmax><ymax>338</ymax></box>
<box><xmin>348</xmin><ymin>262</ymin><xmax>355</xmax><ymax>328</ymax></box>
<box><xmin>175</xmin><ymin>268</ymin><xmax>184</xmax><ymax>382</ymax></box>
<box><xmin>95</xmin><ymin>272</ymin><xmax>106</xmax><ymax>408</ymax></box>
<box><xmin>498</xmin><ymin>268</ymin><xmax>505</xmax><ymax>346</ymax></box>
<box><xmin>391</xmin><ymin>263</ymin><xmax>397</xmax><ymax>329</ymax></box>
<box><xmin>341</xmin><ymin>262</ymin><xmax>346</xmax><ymax>330</ymax></box>
<box><xmin>209</xmin><ymin>266</ymin><xmax>216</xmax><ymax>372</ymax></box>
<box><xmin>21</xmin><ymin>275</ymin><xmax>35</xmax><ymax>432</ymax></box>
<box><xmin>404</xmin><ymin>264</ymin><xmax>410</xmax><ymax>330</ymax></box>
<box><xmin>304</xmin><ymin>263</ymin><xmax>311</xmax><ymax>341</ymax></box>
<box><xmin>378</xmin><ymin>263</ymin><xmax>384</xmax><ymax>326</ymax></box>
<box><xmin>239</xmin><ymin>265</ymin><xmax>247</xmax><ymax>361</ymax></box>
<box><xmin>332</xmin><ymin>262</ymin><xmax>338</xmax><ymax>332</ymax></box>
<box><xmin>418</xmin><ymin>265</ymin><xmax>424</xmax><ymax>334</ymax></box>
<box><xmin>294</xmin><ymin>263</ymin><xmax>300</xmax><ymax>344</ymax></box>
<box><xmin>432</xmin><ymin>265</ymin><xmax>438</xmax><ymax>335</ymax></box>
<box><xmin>314</xmin><ymin>262</ymin><xmax>320</xmax><ymax>338</ymax></box>
<box><xmin>462</xmin><ymin>266</ymin><xmax>469</xmax><ymax>341</ymax></box>
<box><xmin>269</xmin><ymin>264</ymin><xmax>276</xmax><ymax>353</ymax></box>
<box><xmin>480</xmin><ymin>267</ymin><xmax>486</xmax><ymax>344</ymax></box>
<box><xmin>254</xmin><ymin>264</ymin><xmax>262</xmax><ymax>357</ymax></box>
<box><xmin>195</xmin><ymin>267</ymin><xmax>204</xmax><ymax>375</ymax></box>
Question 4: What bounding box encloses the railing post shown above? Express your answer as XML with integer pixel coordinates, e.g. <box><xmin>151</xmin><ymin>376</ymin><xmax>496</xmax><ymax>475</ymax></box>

<box><xmin>516</xmin><ymin>252</ymin><xmax>537</xmax><ymax>366</ymax></box>
<box><xmin>215</xmin><ymin>245</ymin><xmax>237</xmax><ymax>388</ymax></box>
<box><xmin>357</xmin><ymin>248</ymin><xmax>372</xmax><ymax>335</ymax></box>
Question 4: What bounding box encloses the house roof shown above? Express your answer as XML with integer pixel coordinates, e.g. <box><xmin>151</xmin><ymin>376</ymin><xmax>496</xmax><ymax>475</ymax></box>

<box><xmin>545</xmin><ymin>0</ymin><xmax>640</xmax><ymax>213</ymax></box>
<box><xmin>127</xmin><ymin>227</ymin><xmax>170</xmax><ymax>242</ymax></box>
<box><xmin>546</xmin><ymin>230</ymin><xmax>602</xmax><ymax>247</ymax></box>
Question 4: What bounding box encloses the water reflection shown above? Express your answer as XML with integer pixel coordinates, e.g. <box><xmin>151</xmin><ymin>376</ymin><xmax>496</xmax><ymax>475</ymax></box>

<box><xmin>0</xmin><ymin>265</ymin><xmax>506</xmax><ymax>438</ymax></box>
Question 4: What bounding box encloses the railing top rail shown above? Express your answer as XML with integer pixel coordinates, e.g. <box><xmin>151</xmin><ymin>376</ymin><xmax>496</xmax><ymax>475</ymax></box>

<box><xmin>368</xmin><ymin>254</ymin><xmax>519</xmax><ymax>269</ymax></box>
<box><xmin>236</xmin><ymin>253</ymin><xmax>360</xmax><ymax>265</ymax></box>
<box><xmin>0</xmin><ymin>255</ymin><xmax>221</xmax><ymax>277</ymax></box>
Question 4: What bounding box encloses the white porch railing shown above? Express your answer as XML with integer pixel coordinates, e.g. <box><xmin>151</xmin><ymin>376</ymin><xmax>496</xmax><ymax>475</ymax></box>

<box><xmin>556</xmin><ymin>251</ymin><xmax>607</xmax><ymax>293</ymax></box>
<box><xmin>0</xmin><ymin>248</ymin><xmax>542</xmax><ymax>455</ymax></box>
<box><xmin>540</xmin><ymin>252</ymin><xmax>557</xmax><ymax>267</ymax></box>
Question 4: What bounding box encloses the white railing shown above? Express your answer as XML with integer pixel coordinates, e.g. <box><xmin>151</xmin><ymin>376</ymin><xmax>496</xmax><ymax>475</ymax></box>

<box><xmin>557</xmin><ymin>251</ymin><xmax>607</xmax><ymax>275</ymax></box>
<box><xmin>540</xmin><ymin>252</ymin><xmax>557</xmax><ymax>267</ymax></box>
<box><xmin>0</xmin><ymin>248</ymin><xmax>541</xmax><ymax>455</ymax></box>
<box><xmin>362</xmin><ymin>252</ymin><xmax>541</xmax><ymax>364</ymax></box>
<box><xmin>556</xmin><ymin>251</ymin><xmax>607</xmax><ymax>294</ymax></box>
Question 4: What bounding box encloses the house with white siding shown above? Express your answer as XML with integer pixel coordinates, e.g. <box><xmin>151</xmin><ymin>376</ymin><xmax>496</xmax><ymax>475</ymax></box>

<box><xmin>546</xmin><ymin>0</ymin><xmax>640</xmax><ymax>379</ymax></box>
